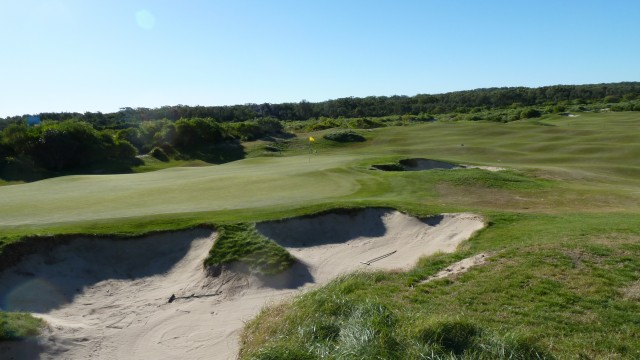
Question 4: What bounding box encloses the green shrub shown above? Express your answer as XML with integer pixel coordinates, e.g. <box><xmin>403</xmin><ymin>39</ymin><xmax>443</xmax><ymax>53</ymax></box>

<box><xmin>520</xmin><ymin>108</ymin><xmax>542</xmax><ymax>119</ymax></box>
<box><xmin>264</xmin><ymin>145</ymin><xmax>280</xmax><ymax>152</ymax></box>
<box><xmin>149</xmin><ymin>147</ymin><xmax>169</xmax><ymax>162</ymax></box>
<box><xmin>323</xmin><ymin>131</ymin><xmax>366</xmax><ymax>143</ymax></box>
<box><xmin>347</xmin><ymin>118</ymin><xmax>384</xmax><ymax>129</ymax></box>
<box><xmin>306</xmin><ymin>118</ymin><xmax>342</xmax><ymax>131</ymax></box>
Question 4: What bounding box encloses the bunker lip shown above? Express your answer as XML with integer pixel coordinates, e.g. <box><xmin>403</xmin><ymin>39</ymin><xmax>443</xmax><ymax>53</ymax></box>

<box><xmin>1</xmin><ymin>209</ymin><xmax>484</xmax><ymax>360</ymax></box>
<box><xmin>371</xmin><ymin>158</ymin><xmax>505</xmax><ymax>172</ymax></box>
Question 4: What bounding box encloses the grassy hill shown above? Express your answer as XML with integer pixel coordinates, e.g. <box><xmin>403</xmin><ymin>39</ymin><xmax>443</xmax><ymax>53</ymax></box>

<box><xmin>1</xmin><ymin>111</ymin><xmax>639</xmax><ymax>358</ymax></box>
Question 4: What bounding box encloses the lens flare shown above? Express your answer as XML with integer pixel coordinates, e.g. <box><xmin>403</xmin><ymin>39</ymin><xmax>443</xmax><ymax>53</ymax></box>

<box><xmin>2</xmin><ymin>278</ymin><xmax>68</xmax><ymax>313</ymax></box>
<box><xmin>135</xmin><ymin>10</ymin><xmax>156</xmax><ymax>30</ymax></box>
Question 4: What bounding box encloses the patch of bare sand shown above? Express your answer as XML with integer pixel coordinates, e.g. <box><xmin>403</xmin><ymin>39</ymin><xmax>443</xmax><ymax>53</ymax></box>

<box><xmin>623</xmin><ymin>280</ymin><xmax>640</xmax><ymax>301</ymax></box>
<box><xmin>419</xmin><ymin>253</ymin><xmax>491</xmax><ymax>284</ymax></box>
<box><xmin>461</xmin><ymin>165</ymin><xmax>506</xmax><ymax>172</ymax></box>
<box><xmin>0</xmin><ymin>210</ymin><xmax>484</xmax><ymax>359</ymax></box>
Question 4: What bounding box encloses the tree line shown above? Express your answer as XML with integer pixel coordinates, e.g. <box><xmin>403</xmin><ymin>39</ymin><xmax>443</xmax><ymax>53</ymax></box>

<box><xmin>0</xmin><ymin>116</ymin><xmax>285</xmax><ymax>180</ymax></box>
<box><xmin>2</xmin><ymin>82</ymin><xmax>639</xmax><ymax>130</ymax></box>
<box><xmin>1</xmin><ymin>82</ymin><xmax>639</xmax><ymax>181</ymax></box>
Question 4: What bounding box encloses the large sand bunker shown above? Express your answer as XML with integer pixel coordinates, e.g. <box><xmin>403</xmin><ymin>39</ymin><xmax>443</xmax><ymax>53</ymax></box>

<box><xmin>1</xmin><ymin>209</ymin><xmax>483</xmax><ymax>360</ymax></box>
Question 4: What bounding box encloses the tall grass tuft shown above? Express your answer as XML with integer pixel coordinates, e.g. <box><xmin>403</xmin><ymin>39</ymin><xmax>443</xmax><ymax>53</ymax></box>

<box><xmin>0</xmin><ymin>312</ymin><xmax>44</xmax><ymax>341</ymax></box>
<box><xmin>241</xmin><ymin>277</ymin><xmax>554</xmax><ymax>359</ymax></box>
<box><xmin>204</xmin><ymin>223</ymin><xmax>295</xmax><ymax>275</ymax></box>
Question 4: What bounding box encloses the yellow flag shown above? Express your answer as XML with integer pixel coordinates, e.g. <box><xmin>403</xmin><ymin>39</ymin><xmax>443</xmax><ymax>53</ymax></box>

<box><xmin>309</xmin><ymin>136</ymin><xmax>315</xmax><ymax>142</ymax></box>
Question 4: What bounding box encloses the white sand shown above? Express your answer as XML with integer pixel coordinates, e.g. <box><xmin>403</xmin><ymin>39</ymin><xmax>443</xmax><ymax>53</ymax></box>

<box><xmin>0</xmin><ymin>210</ymin><xmax>483</xmax><ymax>360</ymax></box>
<box><xmin>461</xmin><ymin>165</ymin><xmax>506</xmax><ymax>172</ymax></box>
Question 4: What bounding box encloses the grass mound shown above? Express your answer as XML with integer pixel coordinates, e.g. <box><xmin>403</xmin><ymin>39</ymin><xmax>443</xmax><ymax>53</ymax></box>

<box><xmin>0</xmin><ymin>312</ymin><xmax>44</xmax><ymax>341</ymax></box>
<box><xmin>323</xmin><ymin>131</ymin><xmax>366</xmax><ymax>143</ymax></box>
<box><xmin>149</xmin><ymin>147</ymin><xmax>170</xmax><ymax>162</ymax></box>
<box><xmin>240</xmin><ymin>277</ymin><xmax>553</xmax><ymax>359</ymax></box>
<box><xmin>439</xmin><ymin>169</ymin><xmax>548</xmax><ymax>190</ymax></box>
<box><xmin>205</xmin><ymin>223</ymin><xmax>295</xmax><ymax>276</ymax></box>
<box><xmin>415</xmin><ymin>320</ymin><xmax>551</xmax><ymax>359</ymax></box>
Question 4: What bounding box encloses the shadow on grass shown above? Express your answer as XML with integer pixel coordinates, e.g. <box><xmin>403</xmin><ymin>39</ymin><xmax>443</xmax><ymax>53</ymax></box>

<box><xmin>0</xmin><ymin>140</ymin><xmax>246</xmax><ymax>184</ymax></box>
<box><xmin>0</xmin><ymin>157</ymin><xmax>144</xmax><ymax>183</ymax></box>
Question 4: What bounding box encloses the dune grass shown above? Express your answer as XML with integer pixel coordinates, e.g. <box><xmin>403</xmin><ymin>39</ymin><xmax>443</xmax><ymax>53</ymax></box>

<box><xmin>204</xmin><ymin>223</ymin><xmax>295</xmax><ymax>276</ymax></box>
<box><xmin>0</xmin><ymin>312</ymin><xmax>44</xmax><ymax>341</ymax></box>
<box><xmin>1</xmin><ymin>111</ymin><xmax>640</xmax><ymax>354</ymax></box>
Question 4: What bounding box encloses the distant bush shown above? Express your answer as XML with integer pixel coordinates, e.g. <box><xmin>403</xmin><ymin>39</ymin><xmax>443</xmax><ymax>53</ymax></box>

<box><xmin>604</xmin><ymin>95</ymin><xmax>621</xmax><ymax>103</ymax></box>
<box><xmin>149</xmin><ymin>147</ymin><xmax>169</xmax><ymax>162</ymax></box>
<box><xmin>520</xmin><ymin>108</ymin><xmax>542</xmax><ymax>119</ymax></box>
<box><xmin>323</xmin><ymin>131</ymin><xmax>366</xmax><ymax>143</ymax></box>
<box><xmin>226</xmin><ymin>117</ymin><xmax>285</xmax><ymax>141</ymax></box>
<box><xmin>174</xmin><ymin>117</ymin><xmax>227</xmax><ymax>149</ymax></box>
<box><xmin>1</xmin><ymin>120</ymin><xmax>139</xmax><ymax>172</ymax></box>
<box><xmin>264</xmin><ymin>145</ymin><xmax>280</xmax><ymax>152</ymax></box>
<box><xmin>347</xmin><ymin>118</ymin><xmax>384</xmax><ymax>129</ymax></box>
<box><xmin>306</xmin><ymin>117</ymin><xmax>342</xmax><ymax>131</ymax></box>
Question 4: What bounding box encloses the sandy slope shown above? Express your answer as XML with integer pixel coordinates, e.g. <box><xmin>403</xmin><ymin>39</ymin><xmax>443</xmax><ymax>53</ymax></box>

<box><xmin>0</xmin><ymin>210</ymin><xmax>483</xmax><ymax>360</ymax></box>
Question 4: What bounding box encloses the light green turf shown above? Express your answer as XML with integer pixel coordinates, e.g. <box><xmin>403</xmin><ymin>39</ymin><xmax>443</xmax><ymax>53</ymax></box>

<box><xmin>0</xmin><ymin>155</ymin><xmax>362</xmax><ymax>227</ymax></box>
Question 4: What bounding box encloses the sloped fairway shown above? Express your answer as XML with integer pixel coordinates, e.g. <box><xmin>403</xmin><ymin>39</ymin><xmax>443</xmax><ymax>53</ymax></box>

<box><xmin>0</xmin><ymin>155</ymin><xmax>361</xmax><ymax>228</ymax></box>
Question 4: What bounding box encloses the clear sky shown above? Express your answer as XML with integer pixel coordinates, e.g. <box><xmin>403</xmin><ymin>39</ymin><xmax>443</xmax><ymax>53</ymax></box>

<box><xmin>1</xmin><ymin>0</ymin><xmax>639</xmax><ymax>118</ymax></box>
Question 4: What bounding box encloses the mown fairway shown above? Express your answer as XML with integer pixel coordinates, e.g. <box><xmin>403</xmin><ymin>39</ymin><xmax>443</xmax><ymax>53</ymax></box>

<box><xmin>1</xmin><ymin>112</ymin><xmax>640</xmax><ymax>358</ymax></box>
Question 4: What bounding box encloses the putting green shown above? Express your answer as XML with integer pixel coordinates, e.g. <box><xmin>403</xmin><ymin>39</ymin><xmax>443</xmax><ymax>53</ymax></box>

<box><xmin>0</xmin><ymin>155</ymin><xmax>364</xmax><ymax>227</ymax></box>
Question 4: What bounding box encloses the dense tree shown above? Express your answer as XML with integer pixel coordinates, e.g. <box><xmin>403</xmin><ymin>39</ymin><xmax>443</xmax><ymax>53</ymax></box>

<box><xmin>0</xmin><ymin>120</ymin><xmax>137</xmax><ymax>172</ymax></box>
<box><xmin>174</xmin><ymin>118</ymin><xmax>227</xmax><ymax>149</ymax></box>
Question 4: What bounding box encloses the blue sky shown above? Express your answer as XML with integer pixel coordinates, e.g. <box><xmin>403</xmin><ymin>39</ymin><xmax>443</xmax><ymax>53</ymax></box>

<box><xmin>1</xmin><ymin>0</ymin><xmax>639</xmax><ymax>118</ymax></box>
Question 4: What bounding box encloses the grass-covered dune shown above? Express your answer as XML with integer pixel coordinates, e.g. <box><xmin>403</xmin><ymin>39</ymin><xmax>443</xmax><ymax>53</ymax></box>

<box><xmin>1</xmin><ymin>111</ymin><xmax>640</xmax><ymax>358</ymax></box>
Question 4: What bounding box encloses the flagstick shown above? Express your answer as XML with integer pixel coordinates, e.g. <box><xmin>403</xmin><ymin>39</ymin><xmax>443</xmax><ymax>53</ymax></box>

<box><xmin>308</xmin><ymin>136</ymin><xmax>315</xmax><ymax>163</ymax></box>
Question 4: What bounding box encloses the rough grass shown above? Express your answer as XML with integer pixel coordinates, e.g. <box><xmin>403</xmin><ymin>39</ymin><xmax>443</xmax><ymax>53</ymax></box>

<box><xmin>239</xmin><ymin>213</ymin><xmax>640</xmax><ymax>359</ymax></box>
<box><xmin>240</xmin><ymin>277</ymin><xmax>555</xmax><ymax>360</ymax></box>
<box><xmin>0</xmin><ymin>312</ymin><xmax>44</xmax><ymax>341</ymax></box>
<box><xmin>204</xmin><ymin>223</ymin><xmax>295</xmax><ymax>275</ymax></box>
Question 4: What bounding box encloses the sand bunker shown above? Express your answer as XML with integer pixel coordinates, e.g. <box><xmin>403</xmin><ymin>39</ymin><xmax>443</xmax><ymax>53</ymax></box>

<box><xmin>1</xmin><ymin>209</ymin><xmax>483</xmax><ymax>359</ymax></box>
<box><xmin>371</xmin><ymin>158</ymin><xmax>504</xmax><ymax>172</ymax></box>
